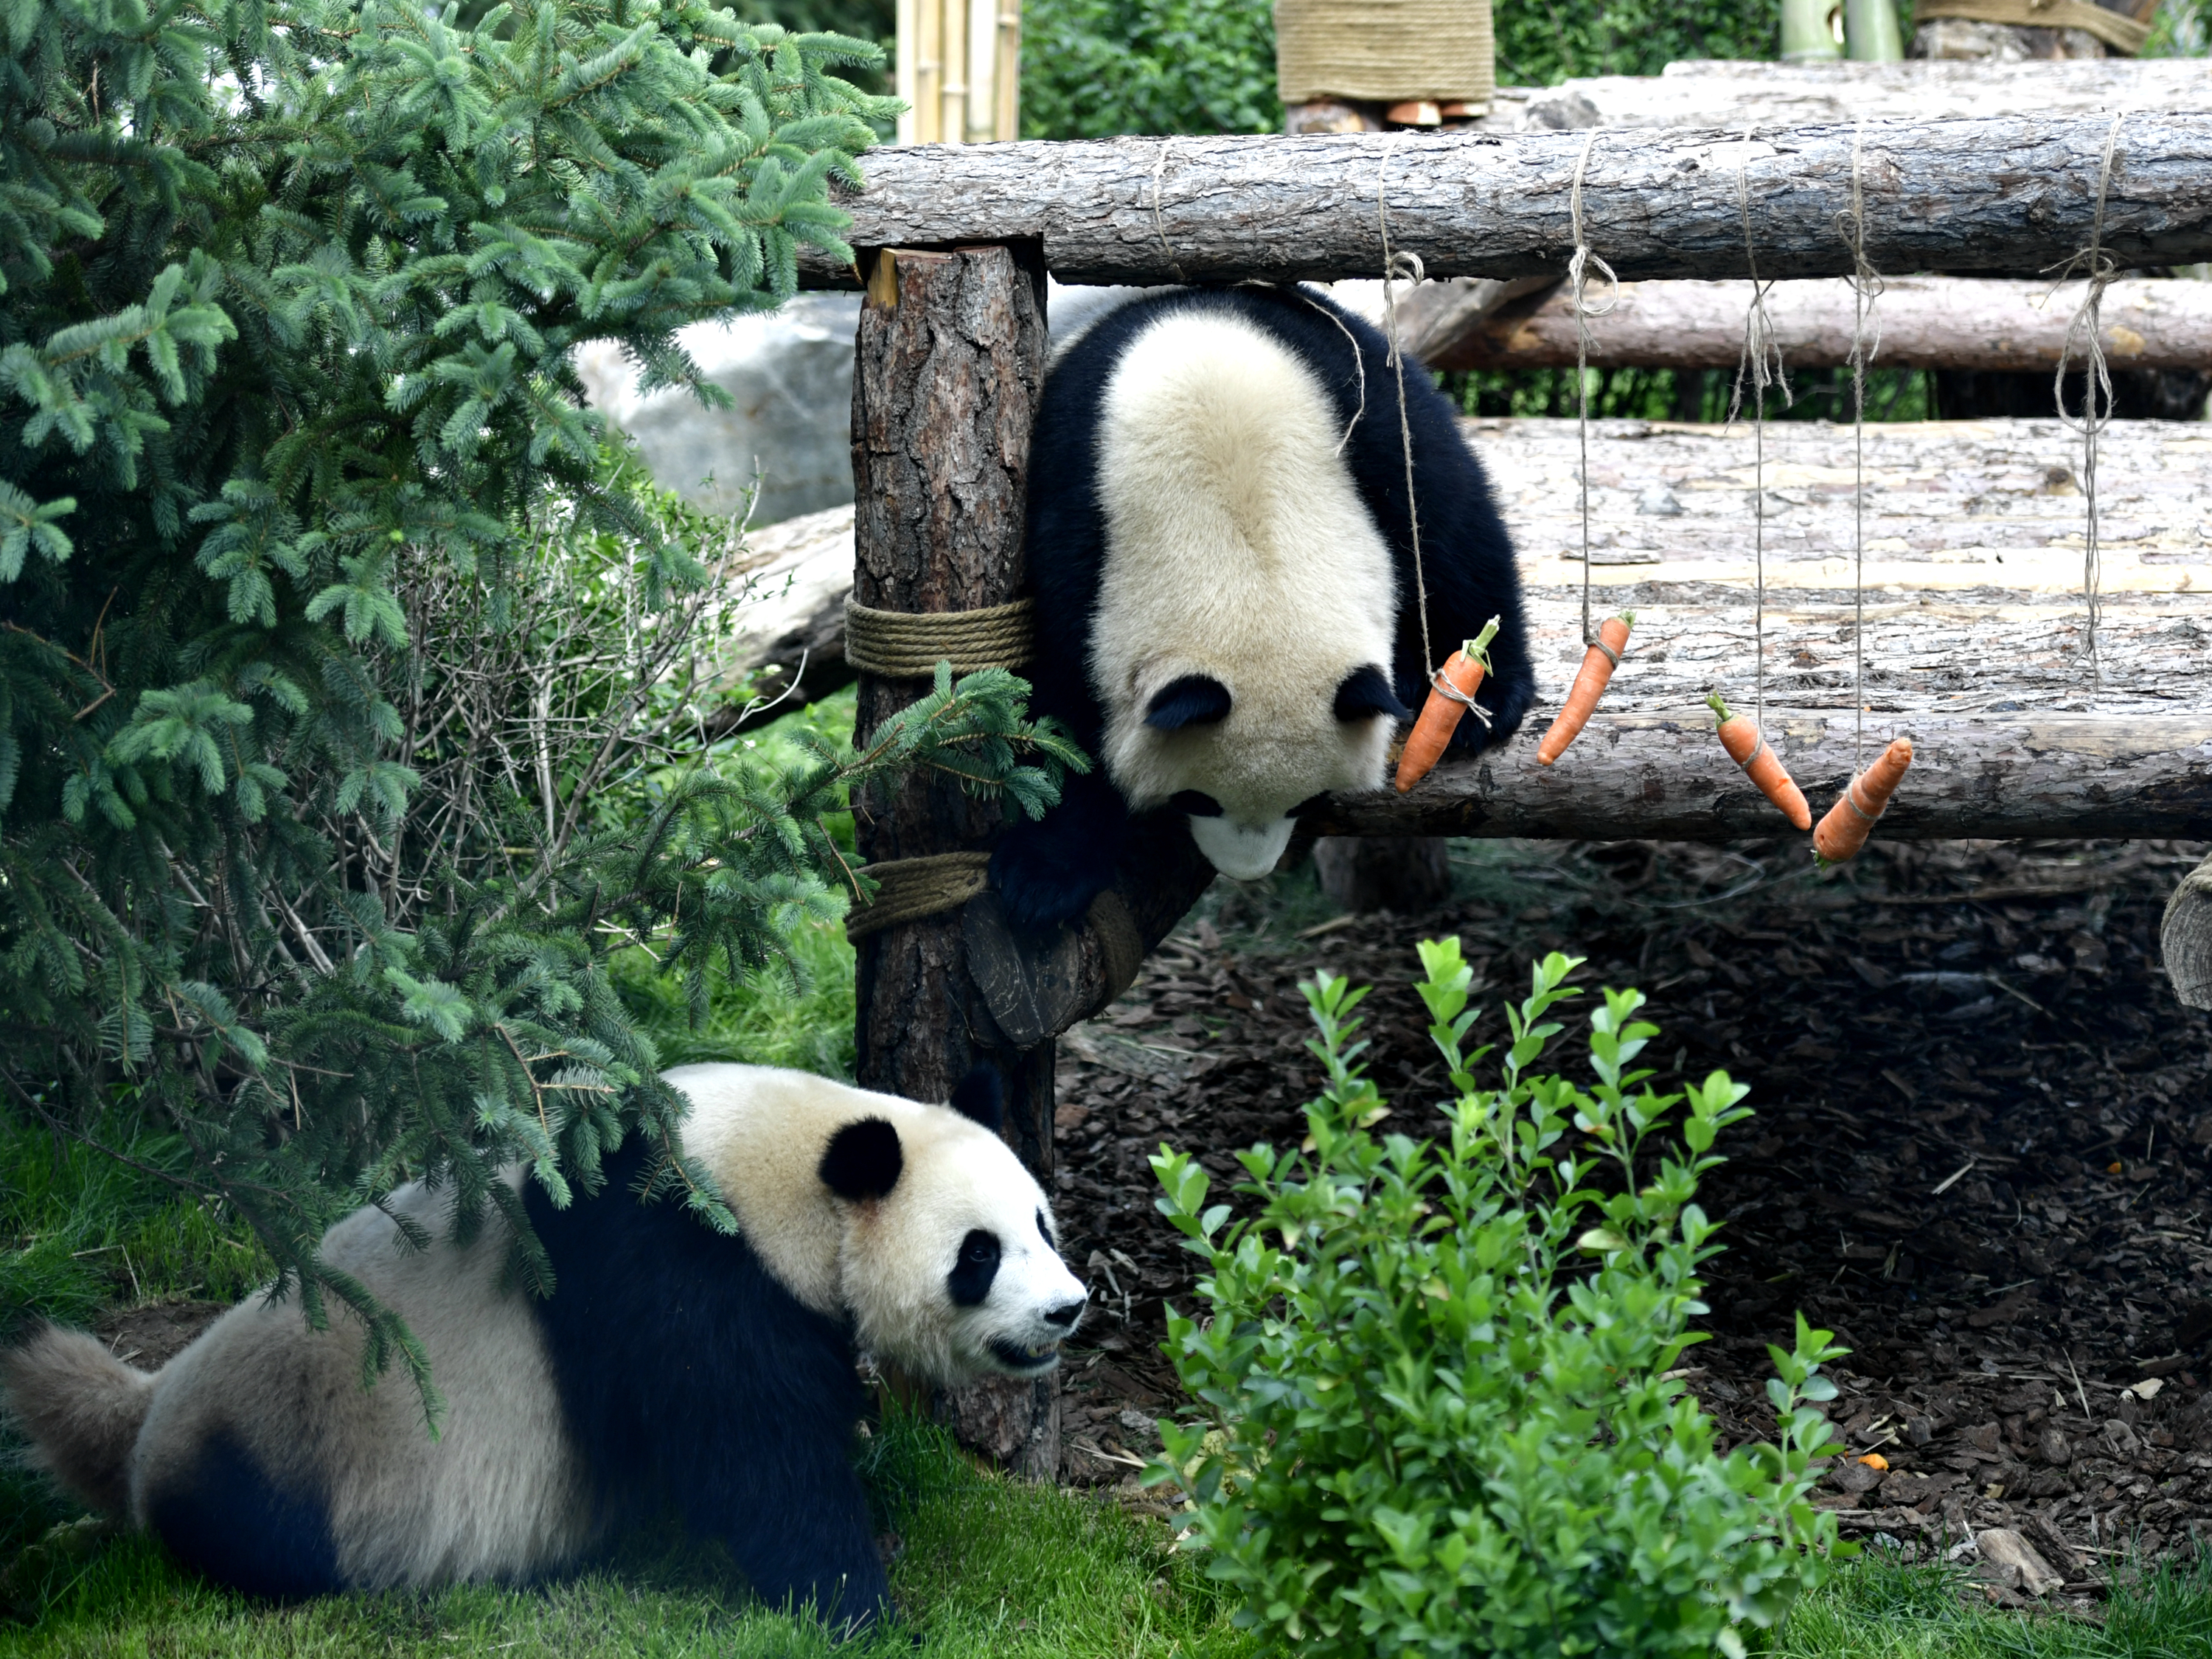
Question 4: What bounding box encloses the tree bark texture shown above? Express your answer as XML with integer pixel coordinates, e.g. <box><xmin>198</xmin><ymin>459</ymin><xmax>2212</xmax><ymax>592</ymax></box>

<box><xmin>802</xmin><ymin>114</ymin><xmax>2212</xmax><ymax>290</ymax></box>
<box><xmin>2162</xmin><ymin>853</ymin><xmax>2212</xmax><ymax>1010</ymax></box>
<box><xmin>1475</xmin><ymin>57</ymin><xmax>2208</xmax><ymax>135</ymax></box>
<box><xmin>1314</xmin><ymin>835</ymin><xmax>1455</xmax><ymax>914</ymax></box>
<box><xmin>1313</xmin><ymin>710</ymin><xmax>2212</xmax><ymax>841</ymax></box>
<box><xmin>847</xmin><ymin>244</ymin><xmax>1061</xmax><ymax>1477</ymax></box>
<box><xmin>1424</xmin><ymin>276</ymin><xmax>2212</xmax><ymax>374</ymax></box>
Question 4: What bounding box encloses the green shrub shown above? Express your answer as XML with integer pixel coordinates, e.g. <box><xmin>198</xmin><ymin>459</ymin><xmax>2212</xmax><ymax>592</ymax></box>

<box><xmin>1149</xmin><ymin>943</ymin><xmax>1848</xmax><ymax>1658</ymax></box>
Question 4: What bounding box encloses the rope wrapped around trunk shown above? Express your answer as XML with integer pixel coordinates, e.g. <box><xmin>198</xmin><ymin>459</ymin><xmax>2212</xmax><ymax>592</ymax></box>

<box><xmin>843</xmin><ymin>597</ymin><xmax>1036</xmax><ymax>678</ymax></box>
<box><xmin>844</xmin><ymin>852</ymin><xmax>995</xmax><ymax>942</ymax></box>
<box><xmin>1912</xmin><ymin>0</ymin><xmax>2149</xmax><ymax>53</ymax></box>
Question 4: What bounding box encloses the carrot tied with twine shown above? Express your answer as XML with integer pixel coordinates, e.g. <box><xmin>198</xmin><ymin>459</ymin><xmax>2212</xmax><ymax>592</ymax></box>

<box><xmin>1537</xmin><ymin>612</ymin><xmax>1632</xmax><ymax>766</ymax></box>
<box><xmin>1394</xmin><ymin>616</ymin><xmax>1499</xmax><ymax>793</ymax></box>
<box><xmin>1708</xmin><ymin>694</ymin><xmax>1810</xmax><ymax>831</ymax></box>
<box><xmin>1815</xmin><ymin>736</ymin><xmax>1914</xmax><ymax>864</ymax></box>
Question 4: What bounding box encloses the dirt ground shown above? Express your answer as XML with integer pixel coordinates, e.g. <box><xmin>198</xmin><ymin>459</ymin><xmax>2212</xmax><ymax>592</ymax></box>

<box><xmin>1048</xmin><ymin>836</ymin><xmax>2212</xmax><ymax>1600</ymax></box>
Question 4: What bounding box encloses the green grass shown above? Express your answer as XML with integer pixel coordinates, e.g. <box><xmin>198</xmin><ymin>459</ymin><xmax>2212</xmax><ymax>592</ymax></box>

<box><xmin>0</xmin><ymin>1412</ymin><xmax>1256</xmax><ymax>1658</ymax></box>
<box><xmin>1773</xmin><ymin>1550</ymin><xmax>2212</xmax><ymax>1658</ymax></box>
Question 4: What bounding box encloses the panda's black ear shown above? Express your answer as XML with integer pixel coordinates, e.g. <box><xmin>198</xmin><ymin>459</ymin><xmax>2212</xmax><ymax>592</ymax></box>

<box><xmin>947</xmin><ymin>1065</ymin><xmax>1003</xmax><ymax>1134</ymax></box>
<box><xmin>819</xmin><ymin>1117</ymin><xmax>902</xmax><ymax>1201</ymax></box>
<box><xmin>1144</xmin><ymin>675</ymin><xmax>1233</xmax><ymax>731</ymax></box>
<box><xmin>1334</xmin><ymin>663</ymin><xmax>1411</xmax><ymax>723</ymax></box>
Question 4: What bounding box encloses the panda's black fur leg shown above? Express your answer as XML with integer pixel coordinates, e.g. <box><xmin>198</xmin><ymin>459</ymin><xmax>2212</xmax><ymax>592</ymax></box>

<box><xmin>525</xmin><ymin>1143</ymin><xmax>891</xmax><ymax>1632</ymax></box>
<box><xmin>987</xmin><ymin>771</ymin><xmax>1127</xmax><ymax>937</ymax></box>
<box><xmin>143</xmin><ymin>1428</ymin><xmax>340</xmax><ymax>1601</ymax></box>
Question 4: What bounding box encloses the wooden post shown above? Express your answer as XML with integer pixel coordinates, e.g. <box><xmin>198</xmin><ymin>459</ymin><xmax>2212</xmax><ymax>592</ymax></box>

<box><xmin>849</xmin><ymin>243</ymin><xmax>1057</xmax><ymax>1475</ymax></box>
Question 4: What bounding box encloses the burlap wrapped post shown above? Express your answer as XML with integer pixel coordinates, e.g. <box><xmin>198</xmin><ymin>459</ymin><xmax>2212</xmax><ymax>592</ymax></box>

<box><xmin>1275</xmin><ymin>0</ymin><xmax>1495</xmax><ymax>109</ymax></box>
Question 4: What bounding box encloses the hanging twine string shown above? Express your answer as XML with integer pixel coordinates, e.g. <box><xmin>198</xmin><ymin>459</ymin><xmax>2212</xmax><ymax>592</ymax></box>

<box><xmin>1374</xmin><ymin>136</ymin><xmax>1489</xmax><ymax>721</ymax></box>
<box><xmin>2048</xmin><ymin>110</ymin><xmax>2126</xmax><ymax>700</ymax></box>
<box><xmin>1727</xmin><ymin>129</ymin><xmax>1792</xmax><ymax>734</ymax></box>
<box><xmin>1150</xmin><ymin>139</ymin><xmax>1187</xmax><ymax>283</ymax></box>
<box><xmin>1835</xmin><ymin>121</ymin><xmax>1887</xmax><ymax>771</ymax></box>
<box><xmin>1567</xmin><ymin>127</ymin><xmax>1618</xmax><ymax>653</ymax></box>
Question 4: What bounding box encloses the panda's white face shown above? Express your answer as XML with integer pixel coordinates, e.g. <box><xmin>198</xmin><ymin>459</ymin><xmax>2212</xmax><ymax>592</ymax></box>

<box><xmin>662</xmin><ymin>1063</ymin><xmax>1090</xmax><ymax>1388</ymax></box>
<box><xmin>834</xmin><ymin>1121</ymin><xmax>1089</xmax><ymax>1383</ymax></box>
<box><xmin>1089</xmin><ymin>308</ymin><xmax>1405</xmax><ymax>878</ymax></box>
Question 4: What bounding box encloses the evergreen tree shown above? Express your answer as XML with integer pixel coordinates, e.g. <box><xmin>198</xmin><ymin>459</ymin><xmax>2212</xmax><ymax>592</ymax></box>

<box><xmin>1</xmin><ymin>0</ymin><xmax>1077</xmax><ymax>1408</ymax></box>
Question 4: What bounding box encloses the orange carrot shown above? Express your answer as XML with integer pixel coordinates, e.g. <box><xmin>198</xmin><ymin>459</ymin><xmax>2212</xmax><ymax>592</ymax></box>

<box><xmin>1708</xmin><ymin>694</ymin><xmax>1811</xmax><ymax>831</ymax></box>
<box><xmin>1536</xmin><ymin>613</ymin><xmax>1633</xmax><ymax>765</ymax></box>
<box><xmin>1394</xmin><ymin>617</ymin><xmax>1500</xmax><ymax>793</ymax></box>
<box><xmin>1814</xmin><ymin>736</ymin><xmax>1914</xmax><ymax>864</ymax></box>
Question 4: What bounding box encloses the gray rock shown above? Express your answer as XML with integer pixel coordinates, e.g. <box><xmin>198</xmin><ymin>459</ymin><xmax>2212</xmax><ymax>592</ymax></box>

<box><xmin>574</xmin><ymin>295</ymin><xmax>861</xmax><ymax>529</ymax></box>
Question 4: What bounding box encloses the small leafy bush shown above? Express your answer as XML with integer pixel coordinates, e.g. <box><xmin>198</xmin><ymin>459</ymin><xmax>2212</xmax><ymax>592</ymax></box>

<box><xmin>1150</xmin><ymin>944</ymin><xmax>1849</xmax><ymax>1658</ymax></box>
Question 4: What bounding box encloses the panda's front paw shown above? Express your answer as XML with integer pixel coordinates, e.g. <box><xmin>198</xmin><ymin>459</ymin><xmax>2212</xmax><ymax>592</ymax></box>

<box><xmin>990</xmin><ymin>785</ymin><xmax>1124</xmax><ymax>938</ymax></box>
<box><xmin>1456</xmin><ymin>655</ymin><xmax>1537</xmax><ymax>754</ymax></box>
<box><xmin>989</xmin><ymin>824</ymin><xmax>1113</xmax><ymax>938</ymax></box>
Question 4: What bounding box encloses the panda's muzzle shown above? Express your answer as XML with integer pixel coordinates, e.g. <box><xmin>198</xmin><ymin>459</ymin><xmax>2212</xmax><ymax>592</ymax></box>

<box><xmin>987</xmin><ymin>1295</ymin><xmax>1086</xmax><ymax>1371</ymax></box>
<box><xmin>989</xmin><ymin>1336</ymin><xmax>1065</xmax><ymax>1371</ymax></box>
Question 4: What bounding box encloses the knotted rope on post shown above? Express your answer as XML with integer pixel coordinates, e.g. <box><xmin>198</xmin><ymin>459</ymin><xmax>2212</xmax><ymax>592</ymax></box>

<box><xmin>843</xmin><ymin>852</ymin><xmax>995</xmax><ymax>942</ymax></box>
<box><xmin>841</xmin><ymin>597</ymin><xmax>1036</xmax><ymax>678</ymax></box>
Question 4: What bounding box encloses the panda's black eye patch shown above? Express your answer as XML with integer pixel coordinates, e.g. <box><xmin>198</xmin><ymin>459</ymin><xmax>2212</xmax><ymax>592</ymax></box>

<box><xmin>1334</xmin><ymin>664</ymin><xmax>1411</xmax><ymax>724</ymax></box>
<box><xmin>1036</xmin><ymin>1208</ymin><xmax>1057</xmax><ymax>1251</ymax></box>
<box><xmin>1169</xmin><ymin>790</ymin><xmax>1222</xmax><ymax>818</ymax></box>
<box><xmin>949</xmin><ymin>1229</ymin><xmax>1001</xmax><ymax>1307</ymax></box>
<box><xmin>1145</xmin><ymin>675</ymin><xmax>1233</xmax><ymax>731</ymax></box>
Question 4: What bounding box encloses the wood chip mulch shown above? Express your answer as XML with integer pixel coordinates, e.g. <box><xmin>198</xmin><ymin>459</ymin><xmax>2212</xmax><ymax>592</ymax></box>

<box><xmin>1048</xmin><ymin>837</ymin><xmax>2212</xmax><ymax>1599</ymax></box>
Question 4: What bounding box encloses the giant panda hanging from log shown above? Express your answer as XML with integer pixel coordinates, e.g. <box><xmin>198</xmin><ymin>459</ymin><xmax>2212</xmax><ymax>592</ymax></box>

<box><xmin>991</xmin><ymin>285</ymin><xmax>1535</xmax><ymax>934</ymax></box>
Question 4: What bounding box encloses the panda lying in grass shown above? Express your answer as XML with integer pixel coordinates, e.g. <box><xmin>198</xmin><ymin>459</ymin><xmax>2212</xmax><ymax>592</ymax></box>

<box><xmin>991</xmin><ymin>283</ymin><xmax>1536</xmax><ymax>934</ymax></box>
<box><xmin>0</xmin><ymin>1065</ymin><xmax>1083</xmax><ymax>1632</ymax></box>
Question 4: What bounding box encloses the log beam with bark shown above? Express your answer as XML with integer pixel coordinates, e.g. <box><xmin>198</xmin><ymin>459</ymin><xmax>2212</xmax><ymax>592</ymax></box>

<box><xmin>801</xmin><ymin>115</ymin><xmax>2212</xmax><ymax>290</ymax></box>
<box><xmin>1426</xmin><ymin>276</ymin><xmax>2212</xmax><ymax>374</ymax></box>
<box><xmin>1320</xmin><ymin>711</ymin><xmax>2212</xmax><ymax>841</ymax></box>
<box><xmin>748</xmin><ymin>413</ymin><xmax>2210</xmax><ymax>843</ymax></box>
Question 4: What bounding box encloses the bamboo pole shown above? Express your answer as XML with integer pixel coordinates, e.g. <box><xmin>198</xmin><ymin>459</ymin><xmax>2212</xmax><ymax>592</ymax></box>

<box><xmin>912</xmin><ymin>0</ymin><xmax>942</xmax><ymax>145</ymax></box>
<box><xmin>994</xmin><ymin>0</ymin><xmax>1021</xmax><ymax>142</ymax></box>
<box><xmin>939</xmin><ymin>0</ymin><xmax>967</xmax><ymax>145</ymax></box>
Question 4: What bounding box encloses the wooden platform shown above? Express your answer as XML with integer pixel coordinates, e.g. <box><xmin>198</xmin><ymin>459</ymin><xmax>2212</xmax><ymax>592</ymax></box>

<box><xmin>718</xmin><ymin>415</ymin><xmax>2212</xmax><ymax>840</ymax></box>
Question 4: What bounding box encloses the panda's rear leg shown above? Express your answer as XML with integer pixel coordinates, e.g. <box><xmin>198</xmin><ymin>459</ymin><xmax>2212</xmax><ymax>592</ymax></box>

<box><xmin>142</xmin><ymin>1427</ymin><xmax>341</xmax><ymax>1601</ymax></box>
<box><xmin>703</xmin><ymin>1457</ymin><xmax>891</xmax><ymax>1637</ymax></box>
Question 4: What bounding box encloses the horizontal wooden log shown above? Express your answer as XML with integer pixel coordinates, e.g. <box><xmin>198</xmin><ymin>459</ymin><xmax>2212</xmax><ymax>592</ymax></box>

<box><xmin>804</xmin><ymin>114</ymin><xmax>2212</xmax><ymax>289</ymax></box>
<box><xmin>1481</xmin><ymin>58</ymin><xmax>2212</xmax><ymax>135</ymax></box>
<box><xmin>1428</xmin><ymin>276</ymin><xmax>2212</xmax><ymax>373</ymax></box>
<box><xmin>1307</xmin><ymin>711</ymin><xmax>2212</xmax><ymax>841</ymax></box>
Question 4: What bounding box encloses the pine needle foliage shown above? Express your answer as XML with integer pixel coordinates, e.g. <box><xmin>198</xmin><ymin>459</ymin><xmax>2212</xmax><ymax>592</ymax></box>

<box><xmin>0</xmin><ymin>0</ymin><xmax>1082</xmax><ymax>1413</ymax></box>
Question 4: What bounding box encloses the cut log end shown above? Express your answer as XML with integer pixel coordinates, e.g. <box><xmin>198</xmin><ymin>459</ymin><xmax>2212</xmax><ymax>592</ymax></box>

<box><xmin>2162</xmin><ymin>854</ymin><xmax>2212</xmax><ymax>1011</ymax></box>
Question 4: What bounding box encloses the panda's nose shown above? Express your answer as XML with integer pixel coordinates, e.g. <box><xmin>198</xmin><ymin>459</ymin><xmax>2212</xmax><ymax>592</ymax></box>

<box><xmin>1042</xmin><ymin>1296</ymin><xmax>1086</xmax><ymax>1330</ymax></box>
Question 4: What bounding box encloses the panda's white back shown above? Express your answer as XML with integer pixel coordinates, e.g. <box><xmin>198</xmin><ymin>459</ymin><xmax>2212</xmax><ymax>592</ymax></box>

<box><xmin>1090</xmin><ymin>309</ymin><xmax>1399</xmax><ymax>846</ymax></box>
<box><xmin>127</xmin><ymin>1170</ymin><xmax>595</xmax><ymax>1588</ymax></box>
